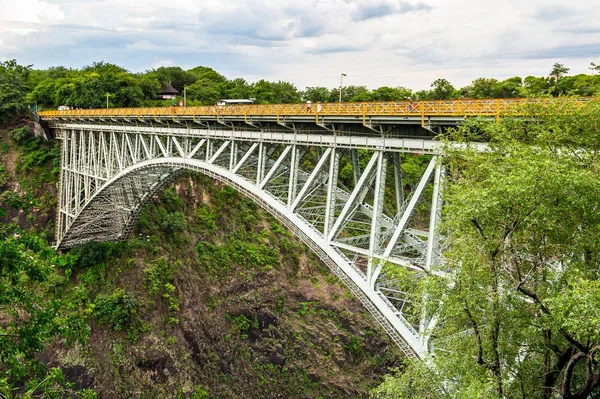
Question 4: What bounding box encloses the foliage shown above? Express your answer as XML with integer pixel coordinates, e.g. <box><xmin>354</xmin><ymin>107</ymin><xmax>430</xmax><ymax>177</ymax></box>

<box><xmin>429</xmin><ymin>78</ymin><xmax>458</xmax><ymax>100</ymax></box>
<box><xmin>160</xmin><ymin>211</ymin><xmax>188</xmax><ymax>233</ymax></box>
<box><xmin>91</xmin><ymin>288</ymin><xmax>139</xmax><ymax>332</ymax></box>
<box><xmin>303</xmin><ymin>86</ymin><xmax>330</xmax><ymax>102</ymax></box>
<box><xmin>0</xmin><ymin>226</ymin><xmax>91</xmax><ymax>397</ymax></box>
<box><xmin>550</xmin><ymin>62</ymin><xmax>570</xmax><ymax>85</ymax></box>
<box><xmin>0</xmin><ymin>60</ymin><xmax>31</xmax><ymax>122</ymax></box>
<box><xmin>374</xmin><ymin>99</ymin><xmax>600</xmax><ymax>398</ymax></box>
<box><xmin>75</xmin><ymin>241</ymin><xmax>128</xmax><ymax>269</ymax></box>
<box><xmin>9</xmin><ymin>126</ymin><xmax>31</xmax><ymax>143</ymax></box>
<box><xmin>143</xmin><ymin>258</ymin><xmax>180</xmax><ymax>322</ymax></box>
<box><xmin>17</xmin><ymin>58</ymin><xmax>600</xmax><ymax>114</ymax></box>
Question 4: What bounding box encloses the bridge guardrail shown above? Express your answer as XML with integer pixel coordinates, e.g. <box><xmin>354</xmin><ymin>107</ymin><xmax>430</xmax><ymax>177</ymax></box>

<box><xmin>38</xmin><ymin>97</ymin><xmax>599</xmax><ymax>120</ymax></box>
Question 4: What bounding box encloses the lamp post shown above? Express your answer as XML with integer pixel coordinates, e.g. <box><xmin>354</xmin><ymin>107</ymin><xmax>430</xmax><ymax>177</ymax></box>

<box><xmin>184</xmin><ymin>86</ymin><xmax>187</xmax><ymax>108</ymax></box>
<box><xmin>339</xmin><ymin>73</ymin><xmax>347</xmax><ymax>103</ymax></box>
<box><xmin>106</xmin><ymin>93</ymin><xmax>111</xmax><ymax>109</ymax></box>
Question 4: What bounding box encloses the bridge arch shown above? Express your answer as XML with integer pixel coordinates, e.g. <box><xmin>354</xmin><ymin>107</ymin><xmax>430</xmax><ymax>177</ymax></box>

<box><xmin>60</xmin><ymin>156</ymin><xmax>427</xmax><ymax>357</ymax></box>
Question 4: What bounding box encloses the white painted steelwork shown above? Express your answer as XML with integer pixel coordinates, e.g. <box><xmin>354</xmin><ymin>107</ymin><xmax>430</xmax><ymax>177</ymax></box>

<box><xmin>50</xmin><ymin>122</ymin><xmax>448</xmax><ymax>359</ymax></box>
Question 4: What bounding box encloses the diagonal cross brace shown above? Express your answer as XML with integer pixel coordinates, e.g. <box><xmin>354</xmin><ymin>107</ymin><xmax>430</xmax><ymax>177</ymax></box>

<box><xmin>327</xmin><ymin>152</ymin><xmax>380</xmax><ymax>242</ymax></box>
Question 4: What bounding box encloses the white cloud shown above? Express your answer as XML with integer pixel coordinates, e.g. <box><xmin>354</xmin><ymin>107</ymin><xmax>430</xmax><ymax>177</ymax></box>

<box><xmin>0</xmin><ymin>0</ymin><xmax>598</xmax><ymax>90</ymax></box>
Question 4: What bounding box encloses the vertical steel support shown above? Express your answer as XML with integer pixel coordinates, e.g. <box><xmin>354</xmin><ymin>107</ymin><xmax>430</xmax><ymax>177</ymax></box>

<box><xmin>367</xmin><ymin>152</ymin><xmax>387</xmax><ymax>288</ymax></box>
<box><xmin>323</xmin><ymin>148</ymin><xmax>340</xmax><ymax>240</ymax></box>
<box><xmin>56</xmin><ymin>133</ymin><xmax>67</xmax><ymax>242</ymax></box>
<box><xmin>392</xmin><ymin>152</ymin><xmax>404</xmax><ymax>214</ymax></box>
<box><xmin>351</xmin><ymin>149</ymin><xmax>361</xmax><ymax>186</ymax></box>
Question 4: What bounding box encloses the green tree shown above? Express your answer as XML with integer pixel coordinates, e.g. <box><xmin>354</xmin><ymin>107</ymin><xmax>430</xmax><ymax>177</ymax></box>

<box><xmin>302</xmin><ymin>86</ymin><xmax>330</xmax><ymax>102</ymax></box>
<box><xmin>429</xmin><ymin>78</ymin><xmax>457</xmax><ymax>100</ymax></box>
<box><xmin>522</xmin><ymin>75</ymin><xmax>552</xmax><ymax>96</ymax></box>
<box><xmin>272</xmin><ymin>81</ymin><xmax>301</xmax><ymax>103</ymax></box>
<box><xmin>329</xmin><ymin>85</ymin><xmax>372</xmax><ymax>102</ymax></box>
<box><xmin>496</xmin><ymin>76</ymin><xmax>523</xmax><ymax>98</ymax></box>
<box><xmin>374</xmin><ymin>99</ymin><xmax>600</xmax><ymax>398</ymax></box>
<box><xmin>461</xmin><ymin>77</ymin><xmax>500</xmax><ymax>98</ymax></box>
<box><xmin>149</xmin><ymin>66</ymin><xmax>196</xmax><ymax>93</ymax></box>
<box><xmin>251</xmin><ymin>80</ymin><xmax>276</xmax><ymax>103</ymax></box>
<box><xmin>0</xmin><ymin>60</ymin><xmax>31</xmax><ymax>122</ymax></box>
<box><xmin>550</xmin><ymin>63</ymin><xmax>570</xmax><ymax>94</ymax></box>
<box><xmin>371</xmin><ymin>86</ymin><xmax>413</xmax><ymax>101</ymax></box>
<box><xmin>135</xmin><ymin>74</ymin><xmax>161</xmax><ymax>100</ymax></box>
<box><xmin>223</xmin><ymin>78</ymin><xmax>251</xmax><ymax>99</ymax></box>
<box><xmin>590</xmin><ymin>62</ymin><xmax>600</xmax><ymax>74</ymax></box>
<box><xmin>186</xmin><ymin>78</ymin><xmax>224</xmax><ymax>105</ymax></box>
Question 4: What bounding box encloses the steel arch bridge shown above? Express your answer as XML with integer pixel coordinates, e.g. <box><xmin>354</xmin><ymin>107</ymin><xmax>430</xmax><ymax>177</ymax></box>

<box><xmin>39</xmin><ymin>99</ymin><xmax>500</xmax><ymax>359</ymax></box>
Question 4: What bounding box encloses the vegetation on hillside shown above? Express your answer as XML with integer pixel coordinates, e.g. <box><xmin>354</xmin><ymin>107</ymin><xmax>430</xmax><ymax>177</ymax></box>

<box><xmin>374</xmin><ymin>99</ymin><xmax>600</xmax><ymax>398</ymax></box>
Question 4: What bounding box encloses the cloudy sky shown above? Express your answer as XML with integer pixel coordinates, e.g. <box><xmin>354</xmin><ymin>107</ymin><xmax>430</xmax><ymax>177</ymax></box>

<box><xmin>1</xmin><ymin>0</ymin><xmax>599</xmax><ymax>91</ymax></box>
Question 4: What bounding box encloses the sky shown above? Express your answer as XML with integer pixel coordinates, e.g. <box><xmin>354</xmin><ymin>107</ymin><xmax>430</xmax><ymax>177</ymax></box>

<box><xmin>0</xmin><ymin>0</ymin><xmax>599</xmax><ymax>91</ymax></box>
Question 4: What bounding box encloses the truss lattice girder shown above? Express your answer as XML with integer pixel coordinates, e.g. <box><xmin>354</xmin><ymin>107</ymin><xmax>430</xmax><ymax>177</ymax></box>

<box><xmin>52</xmin><ymin>124</ymin><xmax>446</xmax><ymax>359</ymax></box>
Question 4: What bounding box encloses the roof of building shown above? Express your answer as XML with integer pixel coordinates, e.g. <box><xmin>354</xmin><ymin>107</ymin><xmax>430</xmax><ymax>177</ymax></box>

<box><xmin>158</xmin><ymin>82</ymin><xmax>178</xmax><ymax>95</ymax></box>
<box><xmin>217</xmin><ymin>99</ymin><xmax>254</xmax><ymax>104</ymax></box>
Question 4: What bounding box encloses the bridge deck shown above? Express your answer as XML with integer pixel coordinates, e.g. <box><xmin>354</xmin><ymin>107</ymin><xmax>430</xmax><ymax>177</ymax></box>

<box><xmin>38</xmin><ymin>97</ymin><xmax>587</xmax><ymax>121</ymax></box>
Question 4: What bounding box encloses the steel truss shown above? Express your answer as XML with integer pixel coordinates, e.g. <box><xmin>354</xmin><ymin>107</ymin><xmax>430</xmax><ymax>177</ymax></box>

<box><xmin>53</xmin><ymin>123</ymin><xmax>445</xmax><ymax>359</ymax></box>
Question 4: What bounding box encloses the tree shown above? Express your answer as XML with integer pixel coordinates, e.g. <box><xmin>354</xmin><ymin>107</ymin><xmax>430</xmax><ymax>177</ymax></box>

<box><xmin>522</xmin><ymin>75</ymin><xmax>552</xmax><ymax>96</ymax></box>
<box><xmin>272</xmin><ymin>81</ymin><xmax>301</xmax><ymax>103</ymax></box>
<box><xmin>149</xmin><ymin>66</ymin><xmax>196</xmax><ymax>93</ymax></box>
<box><xmin>186</xmin><ymin>78</ymin><xmax>224</xmax><ymax>105</ymax></box>
<box><xmin>550</xmin><ymin>63</ymin><xmax>570</xmax><ymax>94</ymax></box>
<box><xmin>328</xmin><ymin>85</ymin><xmax>372</xmax><ymax>102</ymax></box>
<box><xmin>302</xmin><ymin>86</ymin><xmax>330</xmax><ymax>102</ymax></box>
<box><xmin>135</xmin><ymin>74</ymin><xmax>161</xmax><ymax>101</ymax></box>
<box><xmin>251</xmin><ymin>80</ymin><xmax>276</xmax><ymax>103</ymax></box>
<box><xmin>430</xmin><ymin>78</ymin><xmax>457</xmax><ymax>100</ymax></box>
<box><xmin>496</xmin><ymin>76</ymin><xmax>523</xmax><ymax>98</ymax></box>
<box><xmin>0</xmin><ymin>60</ymin><xmax>31</xmax><ymax>122</ymax></box>
<box><xmin>373</xmin><ymin>99</ymin><xmax>600</xmax><ymax>398</ymax></box>
<box><xmin>371</xmin><ymin>86</ymin><xmax>413</xmax><ymax>101</ymax></box>
<box><xmin>590</xmin><ymin>62</ymin><xmax>600</xmax><ymax>74</ymax></box>
<box><xmin>223</xmin><ymin>78</ymin><xmax>251</xmax><ymax>99</ymax></box>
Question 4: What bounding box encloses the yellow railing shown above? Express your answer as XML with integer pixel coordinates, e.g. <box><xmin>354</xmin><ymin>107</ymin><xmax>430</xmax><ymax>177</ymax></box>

<box><xmin>37</xmin><ymin>97</ymin><xmax>598</xmax><ymax>119</ymax></box>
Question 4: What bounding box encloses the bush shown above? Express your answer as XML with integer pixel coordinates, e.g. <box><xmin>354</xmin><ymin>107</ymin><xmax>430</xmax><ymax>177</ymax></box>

<box><xmin>161</xmin><ymin>212</ymin><xmax>187</xmax><ymax>232</ymax></box>
<box><xmin>161</xmin><ymin>188</ymin><xmax>183</xmax><ymax>212</ymax></box>
<box><xmin>92</xmin><ymin>288</ymin><xmax>139</xmax><ymax>332</ymax></box>
<box><xmin>9</xmin><ymin>126</ymin><xmax>31</xmax><ymax>143</ymax></box>
<box><xmin>76</xmin><ymin>241</ymin><xmax>127</xmax><ymax>269</ymax></box>
<box><xmin>196</xmin><ymin>203</ymin><xmax>217</xmax><ymax>231</ymax></box>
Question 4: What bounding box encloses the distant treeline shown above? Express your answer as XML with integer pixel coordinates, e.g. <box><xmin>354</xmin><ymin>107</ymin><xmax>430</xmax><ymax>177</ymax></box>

<box><xmin>1</xmin><ymin>59</ymin><xmax>599</xmax><ymax>121</ymax></box>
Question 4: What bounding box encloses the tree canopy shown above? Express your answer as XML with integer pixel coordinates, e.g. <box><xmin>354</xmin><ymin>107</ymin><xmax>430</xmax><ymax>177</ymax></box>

<box><xmin>373</xmin><ymin>99</ymin><xmax>600</xmax><ymax>398</ymax></box>
<box><xmin>14</xmin><ymin>59</ymin><xmax>600</xmax><ymax>112</ymax></box>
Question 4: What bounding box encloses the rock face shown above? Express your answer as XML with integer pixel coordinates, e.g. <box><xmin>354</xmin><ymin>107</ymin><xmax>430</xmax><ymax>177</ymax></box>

<box><xmin>0</xmin><ymin>131</ymin><xmax>403</xmax><ymax>398</ymax></box>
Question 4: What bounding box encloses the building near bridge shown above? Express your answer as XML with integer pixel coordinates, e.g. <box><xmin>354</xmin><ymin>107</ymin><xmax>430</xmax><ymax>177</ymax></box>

<box><xmin>157</xmin><ymin>82</ymin><xmax>178</xmax><ymax>100</ymax></box>
<box><xmin>216</xmin><ymin>99</ymin><xmax>254</xmax><ymax>106</ymax></box>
